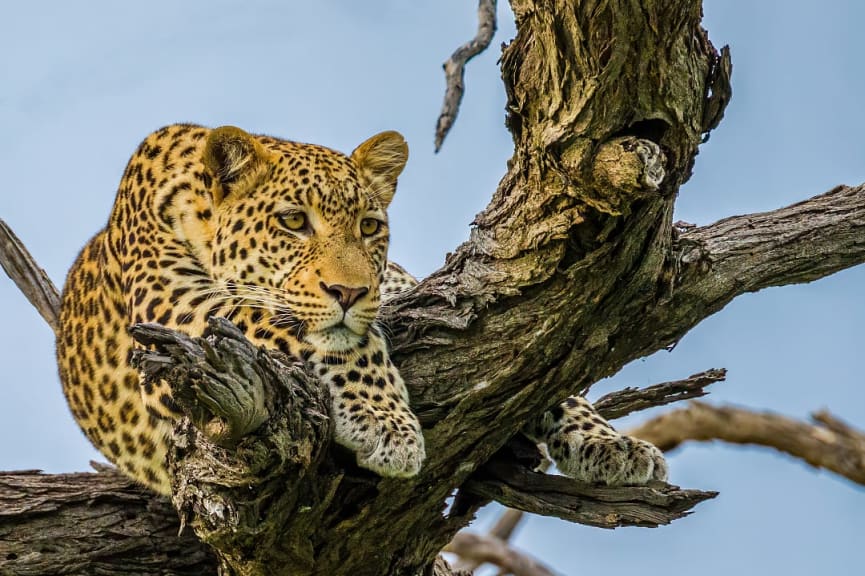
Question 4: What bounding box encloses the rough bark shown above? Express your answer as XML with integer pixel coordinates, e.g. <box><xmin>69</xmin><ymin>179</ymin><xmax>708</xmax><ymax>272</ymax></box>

<box><xmin>0</xmin><ymin>470</ymin><xmax>217</xmax><ymax>576</ymax></box>
<box><xmin>2</xmin><ymin>0</ymin><xmax>865</xmax><ymax>575</ymax></box>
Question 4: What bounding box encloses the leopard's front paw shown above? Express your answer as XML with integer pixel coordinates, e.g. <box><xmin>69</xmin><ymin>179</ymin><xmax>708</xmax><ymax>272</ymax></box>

<box><xmin>334</xmin><ymin>406</ymin><xmax>425</xmax><ymax>478</ymax></box>
<box><xmin>552</xmin><ymin>433</ymin><xmax>668</xmax><ymax>486</ymax></box>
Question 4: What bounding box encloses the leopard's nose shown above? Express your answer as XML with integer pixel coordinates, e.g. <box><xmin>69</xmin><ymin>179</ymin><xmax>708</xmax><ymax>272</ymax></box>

<box><xmin>320</xmin><ymin>282</ymin><xmax>369</xmax><ymax>311</ymax></box>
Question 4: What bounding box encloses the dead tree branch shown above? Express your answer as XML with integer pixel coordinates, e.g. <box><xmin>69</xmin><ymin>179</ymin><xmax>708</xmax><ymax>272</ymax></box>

<box><xmin>629</xmin><ymin>401</ymin><xmax>865</xmax><ymax>486</ymax></box>
<box><xmin>0</xmin><ymin>217</ymin><xmax>60</xmax><ymax>329</ymax></box>
<box><xmin>465</xmin><ymin>448</ymin><xmax>717</xmax><ymax>530</ymax></box>
<box><xmin>595</xmin><ymin>369</ymin><xmax>727</xmax><ymax>421</ymax></box>
<box><xmin>434</xmin><ymin>0</ymin><xmax>497</xmax><ymax>151</ymax></box>
<box><xmin>634</xmin><ymin>184</ymin><xmax>865</xmax><ymax>352</ymax></box>
<box><xmin>445</xmin><ymin>532</ymin><xmax>558</xmax><ymax>576</ymax></box>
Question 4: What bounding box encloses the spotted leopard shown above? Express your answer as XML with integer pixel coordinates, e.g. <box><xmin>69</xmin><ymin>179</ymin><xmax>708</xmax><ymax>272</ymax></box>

<box><xmin>57</xmin><ymin>124</ymin><xmax>425</xmax><ymax>493</ymax></box>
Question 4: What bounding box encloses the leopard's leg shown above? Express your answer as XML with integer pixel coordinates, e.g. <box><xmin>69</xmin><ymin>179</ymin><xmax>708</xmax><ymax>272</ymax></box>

<box><xmin>310</xmin><ymin>327</ymin><xmax>425</xmax><ymax>478</ymax></box>
<box><xmin>525</xmin><ymin>396</ymin><xmax>667</xmax><ymax>485</ymax></box>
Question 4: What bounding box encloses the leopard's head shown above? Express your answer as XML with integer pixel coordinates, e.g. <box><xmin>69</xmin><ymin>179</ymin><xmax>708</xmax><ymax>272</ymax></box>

<box><xmin>202</xmin><ymin>125</ymin><xmax>408</xmax><ymax>352</ymax></box>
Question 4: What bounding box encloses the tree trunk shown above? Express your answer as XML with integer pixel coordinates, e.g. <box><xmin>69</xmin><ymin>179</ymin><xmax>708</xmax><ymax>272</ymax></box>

<box><xmin>2</xmin><ymin>0</ymin><xmax>865</xmax><ymax>575</ymax></box>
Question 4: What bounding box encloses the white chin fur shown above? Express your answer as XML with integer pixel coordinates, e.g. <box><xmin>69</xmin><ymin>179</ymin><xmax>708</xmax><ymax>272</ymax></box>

<box><xmin>304</xmin><ymin>326</ymin><xmax>364</xmax><ymax>353</ymax></box>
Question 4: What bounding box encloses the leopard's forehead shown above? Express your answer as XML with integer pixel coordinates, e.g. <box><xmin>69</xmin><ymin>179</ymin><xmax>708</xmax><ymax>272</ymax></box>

<box><xmin>256</xmin><ymin>138</ymin><xmax>375</xmax><ymax>218</ymax></box>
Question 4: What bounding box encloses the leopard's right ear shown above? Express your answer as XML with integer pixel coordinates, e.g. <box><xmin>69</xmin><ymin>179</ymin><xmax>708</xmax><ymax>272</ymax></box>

<box><xmin>202</xmin><ymin>126</ymin><xmax>271</xmax><ymax>205</ymax></box>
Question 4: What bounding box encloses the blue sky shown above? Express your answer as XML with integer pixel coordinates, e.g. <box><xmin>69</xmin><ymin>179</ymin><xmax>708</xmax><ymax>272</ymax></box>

<box><xmin>1</xmin><ymin>2</ymin><xmax>863</xmax><ymax>575</ymax></box>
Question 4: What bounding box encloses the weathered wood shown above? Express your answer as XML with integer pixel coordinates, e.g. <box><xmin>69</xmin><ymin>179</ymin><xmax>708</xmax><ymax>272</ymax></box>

<box><xmin>594</xmin><ymin>369</ymin><xmax>727</xmax><ymax>421</ymax></box>
<box><xmin>0</xmin><ymin>218</ymin><xmax>60</xmax><ymax>330</ymax></box>
<box><xmin>466</xmin><ymin>457</ymin><xmax>716</xmax><ymax>530</ymax></box>
<box><xmin>0</xmin><ymin>469</ymin><xmax>217</xmax><ymax>576</ymax></box>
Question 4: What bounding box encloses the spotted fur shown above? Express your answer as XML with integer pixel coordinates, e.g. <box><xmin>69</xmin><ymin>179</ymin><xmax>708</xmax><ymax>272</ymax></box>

<box><xmin>57</xmin><ymin>124</ymin><xmax>424</xmax><ymax>493</ymax></box>
<box><xmin>526</xmin><ymin>396</ymin><xmax>667</xmax><ymax>485</ymax></box>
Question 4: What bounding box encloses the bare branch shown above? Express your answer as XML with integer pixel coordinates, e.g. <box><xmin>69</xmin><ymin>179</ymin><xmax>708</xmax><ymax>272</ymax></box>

<box><xmin>680</xmin><ymin>184</ymin><xmax>865</xmax><ymax>292</ymax></box>
<box><xmin>634</xmin><ymin>184</ymin><xmax>865</xmax><ymax>351</ymax></box>
<box><xmin>446</xmin><ymin>532</ymin><xmax>557</xmax><ymax>576</ymax></box>
<box><xmin>594</xmin><ymin>369</ymin><xmax>727</xmax><ymax>421</ymax></box>
<box><xmin>628</xmin><ymin>401</ymin><xmax>865</xmax><ymax>486</ymax></box>
<box><xmin>464</xmin><ymin>458</ymin><xmax>717</xmax><ymax>530</ymax></box>
<box><xmin>0</xmin><ymin>217</ymin><xmax>60</xmax><ymax>330</ymax></box>
<box><xmin>434</xmin><ymin>0</ymin><xmax>497</xmax><ymax>152</ymax></box>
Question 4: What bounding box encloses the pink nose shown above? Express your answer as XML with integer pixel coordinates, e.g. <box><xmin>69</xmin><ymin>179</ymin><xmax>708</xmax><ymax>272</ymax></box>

<box><xmin>320</xmin><ymin>282</ymin><xmax>369</xmax><ymax>311</ymax></box>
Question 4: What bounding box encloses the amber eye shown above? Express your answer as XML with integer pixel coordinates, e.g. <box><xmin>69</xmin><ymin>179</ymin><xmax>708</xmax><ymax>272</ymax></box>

<box><xmin>360</xmin><ymin>218</ymin><xmax>381</xmax><ymax>237</ymax></box>
<box><xmin>277</xmin><ymin>212</ymin><xmax>307</xmax><ymax>232</ymax></box>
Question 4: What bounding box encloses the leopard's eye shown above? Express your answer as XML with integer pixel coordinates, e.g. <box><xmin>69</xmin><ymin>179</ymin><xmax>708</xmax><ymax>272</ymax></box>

<box><xmin>277</xmin><ymin>212</ymin><xmax>307</xmax><ymax>232</ymax></box>
<box><xmin>360</xmin><ymin>218</ymin><xmax>381</xmax><ymax>237</ymax></box>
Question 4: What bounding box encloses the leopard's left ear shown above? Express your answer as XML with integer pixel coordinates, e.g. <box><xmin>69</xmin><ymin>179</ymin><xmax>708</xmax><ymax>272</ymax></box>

<box><xmin>202</xmin><ymin>126</ymin><xmax>272</xmax><ymax>206</ymax></box>
<box><xmin>351</xmin><ymin>131</ymin><xmax>409</xmax><ymax>208</ymax></box>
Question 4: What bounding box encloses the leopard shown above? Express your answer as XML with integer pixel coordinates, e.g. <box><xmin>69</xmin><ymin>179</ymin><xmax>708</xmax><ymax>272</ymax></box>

<box><xmin>56</xmin><ymin>123</ymin><xmax>666</xmax><ymax>495</ymax></box>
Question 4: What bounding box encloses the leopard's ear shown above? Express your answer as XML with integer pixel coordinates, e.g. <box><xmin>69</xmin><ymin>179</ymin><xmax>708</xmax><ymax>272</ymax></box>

<box><xmin>202</xmin><ymin>126</ymin><xmax>271</xmax><ymax>205</ymax></box>
<box><xmin>351</xmin><ymin>131</ymin><xmax>409</xmax><ymax>208</ymax></box>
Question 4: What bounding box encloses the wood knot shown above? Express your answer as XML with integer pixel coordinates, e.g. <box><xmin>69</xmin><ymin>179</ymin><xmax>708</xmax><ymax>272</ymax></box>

<box><xmin>591</xmin><ymin>136</ymin><xmax>666</xmax><ymax>196</ymax></box>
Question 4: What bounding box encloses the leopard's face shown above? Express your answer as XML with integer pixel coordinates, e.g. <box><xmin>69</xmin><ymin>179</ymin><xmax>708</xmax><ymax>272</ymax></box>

<box><xmin>206</xmin><ymin>129</ymin><xmax>407</xmax><ymax>353</ymax></box>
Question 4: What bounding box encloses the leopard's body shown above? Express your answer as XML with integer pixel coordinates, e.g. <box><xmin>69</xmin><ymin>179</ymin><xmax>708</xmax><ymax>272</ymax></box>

<box><xmin>57</xmin><ymin>124</ymin><xmax>665</xmax><ymax>495</ymax></box>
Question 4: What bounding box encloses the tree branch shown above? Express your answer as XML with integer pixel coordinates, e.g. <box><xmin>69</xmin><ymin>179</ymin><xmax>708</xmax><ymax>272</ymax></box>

<box><xmin>0</xmin><ymin>469</ymin><xmax>217</xmax><ymax>576</ymax></box>
<box><xmin>434</xmin><ymin>0</ymin><xmax>497</xmax><ymax>152</ymax></box>
<box><xmin>636</xmin><ymin>184</ymin><xmax>865</xmax><ymax>351</ymax></box>
<box><xmin>594</xmin><ymin>369</ymin><xmax>727</xmax><ymax>421</ymax></box>
<box><xmin>445</xmin><ymin>532</ymin><xmax>557</xmax><ymax>576</ymax></box>
<box><xmin>465</xmin><ymin>457</ymin><xmax>717</xmax><ymax>530</ymax></box>
<box><xmin>628</xmin><ymin>401</ymin><xmax>865</xmax><ymax>486</ymax></box>
<box><xmin>0</xmin><ymin>217</ymin><xmax>60</xmax><ymax>330</ymax></box>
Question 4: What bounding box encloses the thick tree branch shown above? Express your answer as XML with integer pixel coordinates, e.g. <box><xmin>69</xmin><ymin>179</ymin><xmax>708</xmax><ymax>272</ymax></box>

<box><xmin>635</xmin><ymin>184</ymin><xmax>865</xmax><ymax>351</ymax></box>
<box><xmin>0</xmin><ymin>469</ymin><xmax>217</xmax><ymax>576</ymax></box>
<box><xmin>628</xmin><ymin>402</ymin><xmax>865</xmax><ymax>486</ymax></box>
<box><xmin>0</xmin><ymin>467</ymin><xmax>465</xmax><ymax>576</ymax></box>
<box><xmin>434</xmin><ymin>0</ymin><xmax>497</xmax><ymax>152</ymax></box>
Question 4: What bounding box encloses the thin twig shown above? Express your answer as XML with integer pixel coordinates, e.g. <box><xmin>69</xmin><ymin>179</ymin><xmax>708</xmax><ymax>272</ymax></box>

<box><xmin>434</xmin><ymin>0</ymin><xmax>497</xmax><ymax>152</ymax></box>
<box><xmin>628</xmin><ymin>401</ymin><xmax>865</xmax><ymax>486</ymax></box>
<box><xmin>0</xmin><ymin>217</ymin><xmax>61</xmax><ymax>330</ymax></box>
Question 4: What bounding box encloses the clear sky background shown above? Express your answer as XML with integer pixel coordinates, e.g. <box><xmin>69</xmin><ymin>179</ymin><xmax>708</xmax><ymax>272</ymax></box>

<box><xmin>1</xmin><ymin>2</ymin><xmax>863</xmax><ymax>575</ymax></box>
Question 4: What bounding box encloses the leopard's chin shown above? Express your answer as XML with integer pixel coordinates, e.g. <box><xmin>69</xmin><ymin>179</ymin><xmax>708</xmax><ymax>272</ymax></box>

<box><xmin>304</xmin><ymin>324</ymin><xmax>366</xmax><ymax>354</ymax></box>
